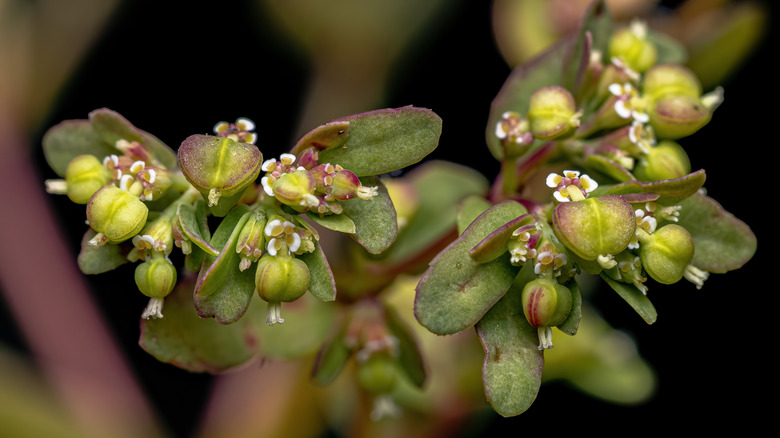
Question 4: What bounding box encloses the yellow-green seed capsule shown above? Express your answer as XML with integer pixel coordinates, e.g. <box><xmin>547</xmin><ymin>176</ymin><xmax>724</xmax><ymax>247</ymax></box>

<box><xmin>642</xmin><ymin>64</ymin><xmax>713</xmax><ymax>139</ymax></box>
<box><xmin>552</xmin><ymin>195</ymin><xmax>636</xmax><ymax>262</ymax></box>
<box><xmin>633</xmin><ymin>140</ymin><xmax>691</xmax><ymax>181</ymax></box>
<box><xmin>272</xmin><ymin>170</ymin><xmax>317</xmax><ymax>209</ymax></box>
<box><xmin>134</xmin><ymin>253</ymin><xmax>177</xmax><ymax>299</ymax></box>
<box><xmin>521</xmin><ymin>278</ymin><xmax>572</xmax><ymax>328</ymax></box>
<box><xmin>608</xmin><ymin>21</ymin><xmax>658</xmax><ymax>73</ymax></box>
<box><xmin>638</xmin><ymin>224</ymin><xmax>694</xmax><ymax>284</ymax></box>
<box><xmin>254</xmin><ymin>253</ymin><xmax>310</xmax><ymax>304</ymax></box>
<box><xmin>87</xmin><ymin>186</ymin><xmax>149</xmax><ymax>244</ymax></box>
<box><xmin>358</xmin><ymin>353</ymin><xmax>398</xmax><ymax>395</ymax></box>
<box><xmin>64</xmin><ymin>155</ymin><xmax>112</xmax><ymax>204</ymax></box>
<box><xmin>527</xmin><ymin>86</ymin><xmax>581</xmax><ymax>140</ymax></box>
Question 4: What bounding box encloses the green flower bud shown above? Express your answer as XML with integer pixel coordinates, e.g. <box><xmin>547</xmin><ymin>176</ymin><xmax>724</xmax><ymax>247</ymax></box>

<box><xmin>272</xmin><ymin>170</ymin><xmax>317</xmax><ymax>210</ymax></box>
<box><xmin>358</xmin><ymin>353</ymin><xmax>398</xmax><ymax>395</ymax></box>
<box><xmin>552</xmin><ymin>195</ymin><xmax>636</xmax><ymax>263</ymax></box>
<box><xmin>608</xmin><ymin>20</ymin><xmax>657</xmax><ymax>73</ymax></box>
<box><xmin>527</xmin><ymin>86</ymin><xmax>582</xmax><ymax>140</ymax></box>
<box><xmin>178</xmin><ymin>135</ymin><xmax>262</xmax><ymax>217</ymax></box>
<box><xmin>642</xmin><ymin>64</ymin><xmax>713</xmax><ymax>139</ymax></box>
<box><xmin>521</xmin><ymin>278</ymin><xmax>572</xmax><ymax>328</ymax></box>
<box><xmin>633</xmin><ymin>140</ymin><xmax>691</xmax><ymax>181</ymax></box>
<box><xmin>87</xmin><ymin>186</ymin><xmax>149</xmax><ymax>245</ymax></box>
<box><xmin>134</xmin><ymin>253</ymin><xmax>177</xmax><ymax>299</ymax></box>
<box><xmin>63</xmin><ymin>155</ymin><xmax>112</xmax><ymax>204</ymax></box>
<box><xmin>638</xmin><ymin>224</ymin><xmax>694</xmax><ymax>284</ymax></box>
<box><xmin>329</xmin><ymin>169</ymin><xmax>362</xmax><ymax>201</ymax></box>
<box><xmin>235</xmin><ymin>210</ymin><xmax>267</xmax><ymax>271</ymax></box>
<box><xmin>255</xmin><ymin>253</ymin><xmax>310</xmax><ymax>304</ymax></box>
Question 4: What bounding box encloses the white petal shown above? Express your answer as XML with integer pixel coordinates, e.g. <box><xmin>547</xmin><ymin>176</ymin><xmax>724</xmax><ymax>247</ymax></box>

<box><xmin>579</xmin><ymin>174</ymin><xmax>598</xmax><ymax>192</ymax></box>
<box><xmin>553</xmin><ymin>190</ymin><xmax>569</xmax><ymax>203</ymax></box>
<box><xmin>261</xmin><ymin>158</ymin><xmax>276</xmax><ymax>172</ymax></box>
<box><xmin>615</xmin><ymin>100</ymin><xmax>632</xmax><ymax>119</ymax></box>
<box><xmin>261</xmin><ymin>177</ymin><xmax>274</xmax><ymax>197</ymax></box>
<box><xmin>545</xmin><ymin>173</ymin><xmax>562</xmax><ymax>188</ymax></box>
<box><xmin>264</xmin><ymin>219</ymin><xmax>282</xmax><ymax>237</ymax></box>
<box><xmin>236</xmin><ymin>117</ymin><xmax>255</xmax><ymax>131</ymax></box>
<box><xmin>563</xmin><ymin>170</ymin><xmax>580</xmax><ymax>178</ymax></box>
<box><xmin>608</xmin><ymin>83</ymin><xmax>623</xmax><ymax>96</ymax></box>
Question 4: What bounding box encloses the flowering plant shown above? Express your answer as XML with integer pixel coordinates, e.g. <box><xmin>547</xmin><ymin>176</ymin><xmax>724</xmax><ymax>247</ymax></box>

<box><xmin>37</xmin><ymin>0</ymin><xmax>757</xmax><ymax>431</ymax></box>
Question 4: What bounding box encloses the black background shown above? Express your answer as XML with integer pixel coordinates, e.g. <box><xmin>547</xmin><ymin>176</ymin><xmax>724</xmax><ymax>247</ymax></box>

<box><xmin>7</xmin><ymin>0</ymin><xmax>776</xmax><ymax>436</ymax></box>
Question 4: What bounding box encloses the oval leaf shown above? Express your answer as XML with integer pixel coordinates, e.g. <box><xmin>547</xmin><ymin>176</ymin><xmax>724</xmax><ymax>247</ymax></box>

<box><xmin>385</xmin><ymin>305</ymin><xmax>427</xmax><ymax>389</ymax></box>
<box><xmin>556</xmin><ymin>280</ymin><xmax>582</xmax><ymax>336</ymax></box>
<box><xmin>290</xmin><ymin>120</ymin><xmax>350</xmax><ymax>155</ymax></box>
<box><xmin>470</xmin><ymin>213</ymin><xmax>532</xmax><ymax>263</ymax></box>
<box><xmin>339</xmin><ymin>176</ymin><xmax>397</xmax><ymax>254</ymax></box>
<box><xmin>599</xmin><ymin>169</ymin><xmax>706</xmax><ymax>206</ymax></box>
<box><xmin>177</xmin><ymin>201</ymin><xmax>218</xmax><ymax>256</ymax></box>
<box><xmin>42</xmin><ymin>120</ymin><xmax>118</xmax><ymax>177</ymax></box>
<box><xmin>306</xmin><ymin>211</ymin><xmax>356</xmax><ymax>234</ymax></box>
<box><xmin>194</xmin><ymin>206</ymin><xmax>256</xmax><ymax>324</ymax></box>
<box><xmin>140</xmin><ymin>279</ymin><xmax>258</xmax><ymax>373</ymax></box>
<box><xmin>311</xmin><ymin>323</ymin><xmax>352</xmax><ymax>386</ymax></box>
<box><xmin>89</xmin><ymin>108</ymin><xmax>178</xmax><ymax>170</ymax></box>
<box><xmin>457</xmin><ymin>196</ymin><xmax>492</xmax><ymax>236</ymax></box>
<box><xmin>77</xmin><ymin>229</ymin><xmax>128</xmax><ymax>274</ymax></box>
<box><xmin>600</xmin><ymin>273</ymin><xmax>657</xmax><ymax>324</ymax></box>
<box><xmin>317</xmin><ymin>106</ymin><xmax>442</xmax><ymax>176</ymax></box>
<box><xmin>414</xmin><ymin>201</ymin><xmax>526</xmax><ymax>335</ymax></box>
<box><xmin>676</xmin><ymin>191</ymin><xmax>756</xmax><ymax>273</ymax></box>
<box><xmin>476</xmin><ymin>263</ymin><xmax>543</xmax><ymax>417</ymax></box>
<box><xmin>297</xmin><ymin>243</ymin><xmax>337</xmax><ymax>302</ymax></box>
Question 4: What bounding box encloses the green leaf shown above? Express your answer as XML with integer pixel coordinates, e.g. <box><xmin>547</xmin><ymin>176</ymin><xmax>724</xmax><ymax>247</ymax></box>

<box><xmin>385</xmin><ymin>161</ymin><xmax>489</xmax><ymax>264</ymax></box>
<box><xmin>676</xmin><ymin>192</ymin><xmax>756</xmax><ymax>273</ymax></box>
<box><xmin>306</xmin><ymin>211</ymin><xmax>356</xmax><ymax>234</ymax></box>
<box><xmin>317</xmin><ymin>106</ymin><xmax>442</xmax><ymax>176</ymax></box>
<box><xmin>290</xmin><ymin>120</ymin><xmax>350</xmax><ymax>155</ymax></box>
<box><xmin>557</xmin><ymin>280</ymin><xmax>582</xmax><ymax>335</ymax></box>
<box><xmin>194</xmin><ymin>206</ymin><xmax>256</xmax><ymax>324</ymax></box>
<box><xmin>249</xmin><ymin>293</ymin><xmax>337</xmax><ymax>360</ymax></box>
<box><xmin>89</xmin><ymin>108</ymin><xmax>178</xmax><ymax>170</ymax></box>
<box><xmin>77</xmin><ymin>229</ymin><xmax>128</xmax><ymax>274</ymax></box>
<box><xmin>42</xmin><ymin>120</ymin><xmax>118</xmax><ymax>177</ymax></box>
<box><xmin>585</xmin><ymin>154</ymin><xmax>635</xmax><ymax>183</ymax></box>
<box><xmin>476</xmin><ymin>263</ymin><xmax>543</xmax><ymax>417</ymax></box>
<box><xmin>486</xmin><ymin>45</ymin><xmax>568</xmax><ymax>160</ymax></box>
<box><xmin>599</xmin><ymin>169</ymin><xmax>706</xmax><ymax>206</ymax></box>
<box><xmin>139</xmin><ymin>279</ymin><xmax>258</xmax><ymax>373</ymax></box>
<box><xmin>648</xmin><ymin>30</ymin><xmax>687</xmax><ymax>65</ymax></box>
<box><xmin>385</xmin><ymin>304</ymin><xmax>426</xmax><ymax>388</ymax></box>
<box><xmin>600</xmin><ymin>273</ymin><xmax>657</xmax><ymax>324</ymax></box>
<box><xmin>414</xmin><ymin>201</ymin><xmax>526</xmax><ymax>335</ymax></box>
<box><xmin>457</xmin><ymin>196</ymin><xmax>492</xmax><ymax>236</ymax></box>
<box><xmin>470</xmin><ymin>213</ymin><xmax>532</xmax><ymax>263</ymax></box>
<box><xmin>177</xmin><ymin>201</ymin><xmax>217</xmax><ymax>256</ymax></box>
<box><xmin>562</xmin><ymin>0</ymin><xmax>612</xmax><ymax>93</ymax></box>
<box><xmin>311</xmin><ymin>323</ymin><xmax>352</xmax><ymax>386</ymax></box>
<box><xmin>298</xmin><ymin>243</ymin><xmax>337</xmax><ymax>302</ymax></box>
<box><xmin>339</xmin><ymin>176</ymin><xmax>397</xmax><ymax>254</ymax></box>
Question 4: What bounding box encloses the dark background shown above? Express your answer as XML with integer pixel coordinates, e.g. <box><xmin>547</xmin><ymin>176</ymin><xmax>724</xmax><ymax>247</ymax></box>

<box><xmin>4</xmin><ymin>0</ymin><xmax>775</xmax><ymax>436</ymax></box>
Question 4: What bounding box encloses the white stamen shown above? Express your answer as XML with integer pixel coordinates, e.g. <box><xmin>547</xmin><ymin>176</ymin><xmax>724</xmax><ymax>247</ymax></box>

<box><xmin>537</xmin><ymin>327</ymin><xmax>554</xmax><ymax>350</ymax></box>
